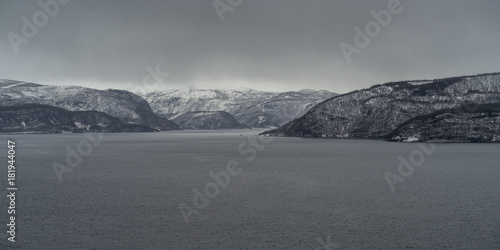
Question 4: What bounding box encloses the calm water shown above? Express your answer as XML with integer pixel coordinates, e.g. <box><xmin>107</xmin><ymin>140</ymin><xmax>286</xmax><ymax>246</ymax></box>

<box><xmin>0</xmin><ymin>130</ymin><xmax>499</xmax><ymax>249</ymax></box>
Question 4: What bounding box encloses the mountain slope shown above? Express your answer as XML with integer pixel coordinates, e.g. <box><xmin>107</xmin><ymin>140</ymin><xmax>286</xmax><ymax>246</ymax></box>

<box><xmin>169</xmin><ymin>111</ymin><xmax>249</xmax><ymax>130</ymax></box>
<box><xmin>0</xmin><ymin>80</ymin><xmax>178</xmax><ymax>130</ymax></box>
<box><xmin>0</xmin><ymin>104</ymin><xmax>156</xmax><ymax>133</ymax></box>
<box><xmin>385</xmin><ymin>103</ymin><xmax>500</xmax><ymax>142</ymax></box>
<box><xmin>262</xmin><ymin>73</ymin><xmax>500</xmax><ymax>138</ymax></box>
<box><xmin>139</xmin><ymin>88</ymin><xmax>336</xmax><ymax>128</ymax></box>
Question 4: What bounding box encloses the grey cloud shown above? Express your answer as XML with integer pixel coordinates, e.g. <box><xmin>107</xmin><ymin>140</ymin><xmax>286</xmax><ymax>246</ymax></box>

<box><xmin>1</xmin><ymin>0</ymin><xmax>499</xmax><ymax>93</ymax></box>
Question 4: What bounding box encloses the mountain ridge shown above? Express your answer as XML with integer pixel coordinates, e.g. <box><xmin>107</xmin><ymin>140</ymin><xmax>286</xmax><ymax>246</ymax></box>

<box><xmin>0</xmin><ymin>80</ymin><xmax>178</xmax><ymax>130</ymax></box>
<box><xmin>0</xmin><ymin>104</ymin><xmax>156</xmax><ymax>133</ymax></box>
<box><xmin>262</xmin><ymin>72</ymin><xmax>500</xmax><ymax>139</ymax></box>
<box><xmin>138</xmin><ymin>88</ymin><xmax>337</xmax><ymax>128</ymax></box>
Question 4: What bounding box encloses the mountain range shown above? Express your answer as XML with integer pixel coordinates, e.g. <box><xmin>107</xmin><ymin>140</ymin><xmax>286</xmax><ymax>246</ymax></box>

<box><xmin>0</xmin><ymin>80</ymin><xmax>334</xmax><ymax>132</ymax></box>
<box><xmin>2</xmin><ymin>72</ymin><xmax>499</xmax><ymax>140</ymax></box>
<box><xmin>262</xmin><ymin>72</ymin><xmax>500</xmax><ymax>142</ymax></box>
<box><xmin>0</xmin><ymin>80</ymin><xmax>178</xmax><ymax>131</ymax></box>
<box><xmin>139</xmin><ymin>88</ymin><xmax>336</xmax><ymax>128</ymax></box>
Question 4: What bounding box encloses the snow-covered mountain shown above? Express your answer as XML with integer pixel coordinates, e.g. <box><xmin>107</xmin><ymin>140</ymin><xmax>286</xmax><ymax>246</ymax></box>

<box><xmin>169</xmin><ymin>111</ymin><xmax>249</xmax><ymax>130</ymax></box>
<box><xmin>262</xmin><ymin>72</ymin><xmax>500</xmax><ymax>138</ymax></box>
<box><xmin>138</xmin><ymin>88</ymin><xmax>336</xmax><ymax>128</ymax></box>
<box><xmin>0</xmin><ymin>80</ymin><xmax>178</xmax><ymax>130</ymax></box>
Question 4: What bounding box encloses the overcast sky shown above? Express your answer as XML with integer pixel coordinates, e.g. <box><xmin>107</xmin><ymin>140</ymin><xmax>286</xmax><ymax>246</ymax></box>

<box><xmin>1</xmin><ymin>0</ymin><xmax>499</xmax><ymax>93</ymax></box>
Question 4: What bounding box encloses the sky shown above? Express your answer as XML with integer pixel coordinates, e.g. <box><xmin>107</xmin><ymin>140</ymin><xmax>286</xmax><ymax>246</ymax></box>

<box><xmin>1</xmin><ymin>0</ymin><xmax>499</xmax><ymax>94</ymax></box>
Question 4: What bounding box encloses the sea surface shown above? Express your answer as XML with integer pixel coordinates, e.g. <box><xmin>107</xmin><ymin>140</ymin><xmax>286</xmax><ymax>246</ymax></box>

<box><xmin>0</xmin><ymin>130</ymin><xmax>499</xmax><ymax>249</ymax></box>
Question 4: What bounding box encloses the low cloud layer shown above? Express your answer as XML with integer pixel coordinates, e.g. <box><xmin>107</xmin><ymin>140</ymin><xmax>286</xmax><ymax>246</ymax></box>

<box><xmin>1</xmin><ymin>0</ymin><xmax>499</xmax><ymax>93</ymax></box>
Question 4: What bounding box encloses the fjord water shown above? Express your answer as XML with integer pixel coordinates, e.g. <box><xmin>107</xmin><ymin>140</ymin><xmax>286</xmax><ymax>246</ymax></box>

<box><xmin>1</xmin><ymin>130</ymin><xmax>499</xmax><ymax>249</ymax></box>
